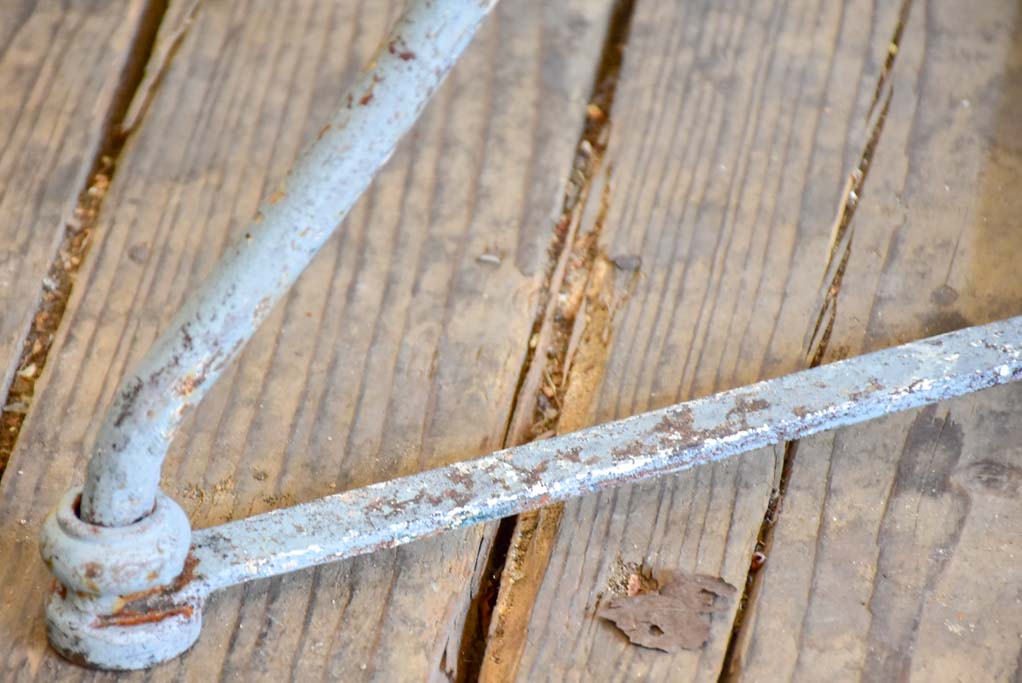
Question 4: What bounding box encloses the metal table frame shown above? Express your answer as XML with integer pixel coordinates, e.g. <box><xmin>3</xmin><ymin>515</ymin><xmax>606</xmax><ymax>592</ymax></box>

<box><xmin>33</xmin><ymin>0</ymin><xmax>1022</xmax><ymax>670</ymax></box>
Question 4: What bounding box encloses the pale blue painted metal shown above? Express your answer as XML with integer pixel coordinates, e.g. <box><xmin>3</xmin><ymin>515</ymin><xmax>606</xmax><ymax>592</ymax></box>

<box><xmin>41</xmin><ymin>487</ymin><xmax>191</xmax><ymax>609</ymax></box>
<box><xmin>178</xmin><ymin>315</ymin><xmax>1022</xmax><ymax>597</ymax></box>
<box><xmin>79</xmin><ymin>0</ymin><xmax>500</xmax><ymax>528</ymax></box>
<box><xmin>41</xmin><ymin>488</ymin><xmax>199</xmax><ymax>670</ymax></box>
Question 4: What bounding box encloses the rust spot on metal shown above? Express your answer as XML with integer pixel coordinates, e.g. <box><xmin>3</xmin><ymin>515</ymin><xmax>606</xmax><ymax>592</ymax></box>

<box><xmin>528</xmin><ymin>460</ymin><xmax>549</xmax><ymax>485</ymax></box>
<box><xmin>735</xmin><ymin>397</ymin><xmax>770</xmax><ymax>412</ymax></box>
<box><xmin>649</xmin><ymin>407</ymin><xmax>704</xmax><ymax>452</ymax></box>
<box><xmin>531</xmin><ymin>493</ymin><xmax>553</xmax><ymax>508</ymax></box>
<box><xmin>359</xmin><ymin>74</ymin><xmax>382</xmax><ymax>106</ymax></box>
<box><xmin>408</xmin><ymin>485</ymin><xmax>473</xmax><ymax>509</ymax></box>
<box><xmin>113</xmin><ymin>378</ymin><xmax>144</xmax><ymax>427</ymax></box>
<box><xmin>561</xmin><ymin>446</ymin><xmax>582</xmax><ymax>462</ymax></box>
<box><xmin>656</xmin><ymin>407</ymin><xmax>694</xmax><ymax>432</ymax></box>
<box><xmin>611</xmin><ymin>442</ymin><xmax>644</xmax><ymax>460</ymax></box>
<box><xmin>654</xmin><ymin>407</ymin><xmax>695</xmax><ymax>439</ymax></box>
<box><xmin>147</xmin><ymin>366</ymin><xmax>166</xmax><ymax>388</ymax></box>
<box><xmin>363</xmin><ymin>496</ymin><xmax>408</xmax><ymax>519</ymax></box>
<box><xmin>447</xmin><ymin>469</ymin><xmax>474</xmax><ymax>488</ymax></box>
<box><xmin>113</xmin><ymin>553</ymin><xmax>200</xmax><ymax>614</ymax></box>
<box><xmin>268</xmin><ymin>188</ymin><xmax>286</xmax><ymax>205</ymax></box>
<box><xmin>175</xmin><ymin>373</ymin><xmax>201</xmax><ymax>397</ymax></box>
<box><xmin>506</xmin><ymin>460</ymin><xmax>549</xmax><ymax>487</ymax></box>
<box><xmin>71</xmin><ymin>493</ymin><xmax>99</xmax><ymax>531</ymax></box>
<box><xmin>848</xmin><ymin>377</ymin><xmax>885</xmax><ymax>402</ymax></box>
<box><xmin>95</xmin><ymin>604</ymin><xmax>194</xmax><ymax>629</ymax></box>
<box><xmin>180</xmin><ymin>323</ymin><xmax>194</xmax><ymax>351</ymax></box>
<box><xmin>318</xmin><ymin>123</ymin><xmax>331</xmax><ymax>140</ymax></box>
<box><xmin>388</xmin><ymin>37</ymin><xmax>416</xmax><ymax>60</ymax></box>
<box><xmin>724</xmin><ymin>396</ymin><xmax>771</xmax><ymax>429</ymax></box>
<box><xmin>84</xmin><ymin>563</ymin><xmax>102</xmax><ymax>579</ymax></box>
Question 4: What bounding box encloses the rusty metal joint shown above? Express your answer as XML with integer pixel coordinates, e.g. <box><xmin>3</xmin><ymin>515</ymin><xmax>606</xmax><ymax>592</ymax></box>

<box><xmin>39</xmin><ymin>487</ymin><xmax>197</xmax><ymax>669</ymax></box>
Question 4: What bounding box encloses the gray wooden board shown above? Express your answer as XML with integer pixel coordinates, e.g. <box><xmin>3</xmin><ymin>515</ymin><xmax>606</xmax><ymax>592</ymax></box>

<box><xmin>502</xmin><ymin>0</ymin><xmax>907</xmax><ymax>680</ymax></box>
<box><xmin>0</xmin><ymin>0</ymin><xmax>151</xmax><ymax>398</ymax></box>
<box><xmin>0</xmin><ymin>0</ymin><xmax>614</xmax><ymax>680</ymax></box>
<box><xmin>736</xmin><ymin>0</ymin><xmax>1022</xmax><ymax>680</ymax></box>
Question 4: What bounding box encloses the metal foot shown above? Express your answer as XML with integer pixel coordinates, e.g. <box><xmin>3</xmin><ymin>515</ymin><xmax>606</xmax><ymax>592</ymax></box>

<box><xmin>45</xmin><ymin>587</ymin><xmax>202</xmax><ymax>670</ymax></box>
<box><xmin>39</xmin><ymin>486</ymin><xmax>197</xmax><ymax>669</ymax></box>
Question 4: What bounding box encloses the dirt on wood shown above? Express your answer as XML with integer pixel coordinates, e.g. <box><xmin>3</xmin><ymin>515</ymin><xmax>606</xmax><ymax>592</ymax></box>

<box><xmin>0</xmin><ymin>158</ymin><xmax>113</xmax><ymax>476</ymax></box>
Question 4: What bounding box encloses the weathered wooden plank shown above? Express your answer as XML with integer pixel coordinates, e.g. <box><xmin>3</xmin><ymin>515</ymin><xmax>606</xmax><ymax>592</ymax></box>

<box><xmin>0</xmin><ymin>0</ymin><xmax>614</xmax><ymax>680</ymax></box>
<box><xmin>485</xmin><ymin>1</ymin><xmax>906</xmax><ymax>680</ymax></box>
<box><xmin>0</xmin><ymin>0</ymin><xmax>156</xmax><ymax>465</ymax></box>
<box><xmin>735</xmin><ymin>1</ymin><xmax>1022</xmax><ymax>680</ymax></box>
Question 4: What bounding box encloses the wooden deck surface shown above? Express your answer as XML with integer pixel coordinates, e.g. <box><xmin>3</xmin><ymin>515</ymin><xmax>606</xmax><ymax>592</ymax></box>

<box><xmin>1</xmin><ymin>0</ymin><xmax>1020</xmax><ymax>681</ymax></box>
<box><xmin>0</xmin><ymin>0</ymin><xmax>157</xmax><ymax>469</ymax></box>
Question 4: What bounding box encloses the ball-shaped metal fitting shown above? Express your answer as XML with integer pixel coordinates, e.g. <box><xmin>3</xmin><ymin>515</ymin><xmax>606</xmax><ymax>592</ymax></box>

<box><xmin>39</xmin><ymin>486</ymin><xmax>191</xmax><ymax>600</ymax></box>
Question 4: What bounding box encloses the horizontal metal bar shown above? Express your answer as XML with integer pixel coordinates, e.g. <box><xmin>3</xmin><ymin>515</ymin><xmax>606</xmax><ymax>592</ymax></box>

<box><xmin>170</xmin><ymin>316</ymin><xmax>1022</xmax><ymax>600</ymax></box>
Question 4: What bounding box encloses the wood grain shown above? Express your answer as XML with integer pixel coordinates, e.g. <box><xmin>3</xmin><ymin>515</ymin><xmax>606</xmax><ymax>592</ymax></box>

<box><xmin>735</xmin><ymin>1</ymin><xmax>1022</xmax><ymax>680</ymax></box>
<box><xmin>495</xmin><ymin>1</ymin><xmax>907</xmax><ymax>680</ymax></box>
<box><xmin>0</xmin><ymin>0</ymin><xmax>154</xmax><ymax>419</ymax></box>
<box><xmin>0</xmin><ymin>0</ymin><xmax>614</xmax><ymax>680</ymax></box>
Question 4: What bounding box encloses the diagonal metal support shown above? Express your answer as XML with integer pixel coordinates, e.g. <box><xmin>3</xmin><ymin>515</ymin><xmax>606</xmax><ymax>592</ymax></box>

<box><xmin>185</xmin><ymin>315</ymin><xmax>1022</xmax><ymax>596</ymax></box>
<box><xmin>80</xmin><ymin>0</ymin><xmax>499</xmax><ymax>529</ymax></box>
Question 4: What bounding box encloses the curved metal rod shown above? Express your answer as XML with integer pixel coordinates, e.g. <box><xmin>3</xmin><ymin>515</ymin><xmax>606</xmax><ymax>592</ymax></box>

<box><xmin>81</xmin><ymin>0</ymin><xmax>499</xmax><ymax>526</ymax></box>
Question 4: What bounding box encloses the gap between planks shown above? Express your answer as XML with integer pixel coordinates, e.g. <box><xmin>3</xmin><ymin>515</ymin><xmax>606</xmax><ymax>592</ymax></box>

<box><xmin>0</xmin><ymin>0</ymin><xmax>189</xmax><ymax>480</ymax></box>
<box><xmin>720</xmin><ymin>0</ymin><xmax>913</xmax><ymax>678</ymax></box>
<box><xmin>467</xmin><ymin>0</ymin><xmax>924</xmax><ymax>680</ymax></box>
<box><xmin>718</xmin><ymin>89</ymin><xmax>894</xmax><ymax>680</ymax></box>
<box><xmin>461</xmin><ymin>0</ymin><xmax>640</xmax><ymax>680</ymax></box>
